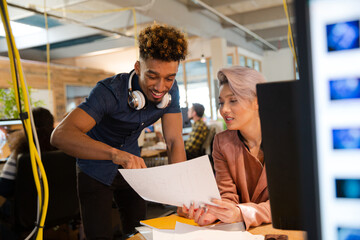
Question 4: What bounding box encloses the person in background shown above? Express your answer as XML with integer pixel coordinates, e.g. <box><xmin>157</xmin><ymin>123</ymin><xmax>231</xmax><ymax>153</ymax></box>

<box><xmin>51</xmin><ymin>23</ymin><xmax>188</xmax><ymax>239</ymax></box>
<box><xmin>179</xmin><ymin>66</ymin><xmax>271</xmax><ymax>230</ymax></box>
<box><xmin>185</xmin><ymin>103</ymin><xmax>209</xmax><ymax>160</ymax></box>
<box><xmin>0</xmin><ymin>107</ymin><xmax>57</xmax><ymax>239</ymax></box>
<box><xmin>0</xmin><ymin>107</ymin><xmax>56</xmax><ymax>198</ymax></box>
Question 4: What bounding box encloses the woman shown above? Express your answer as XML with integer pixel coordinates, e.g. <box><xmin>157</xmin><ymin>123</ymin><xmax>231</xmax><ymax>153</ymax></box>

<box><xmin>0</xmin><ymin>107</ymin><xmax>57</xmax><ymax>197</ymax></box>
<box><xmin>179</xmin><ymin>66</ymin><xmax>271</xmax><ymax>230</ymax></box>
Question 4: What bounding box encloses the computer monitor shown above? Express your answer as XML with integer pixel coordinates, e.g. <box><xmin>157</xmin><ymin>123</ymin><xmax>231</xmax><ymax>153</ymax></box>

<box><xmin>181</xmin><ymin>107</ymin><xmax>192</xmax><ymax>129</ymax></box>
<box><xmin>0</xmin><ymin>119</ymin><xmax>23</xmax><ymax>161</ymax></box>
<box><xmin>257</xmin><ymin>80</ymin><xmax>319</xmax><ymax>234</ymax></box>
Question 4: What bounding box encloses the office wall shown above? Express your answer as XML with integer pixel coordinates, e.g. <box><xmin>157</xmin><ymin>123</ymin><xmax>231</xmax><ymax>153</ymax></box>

<box><xmin>262</xmin><ymin>48</ymin><xmax>296</xmax><ymax>82</ymax></box>
<box><xmin>0</xmin><ymin>57</ymin><xmax>113</xmax><ymax>121</ymax></box>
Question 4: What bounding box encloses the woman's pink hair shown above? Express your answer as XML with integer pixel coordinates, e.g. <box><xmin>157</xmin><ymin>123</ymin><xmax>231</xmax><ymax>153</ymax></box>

<box><xmin>217</xmin><ymin>66</ymin><xmax>266</xmax><ymax>102</ymax></box>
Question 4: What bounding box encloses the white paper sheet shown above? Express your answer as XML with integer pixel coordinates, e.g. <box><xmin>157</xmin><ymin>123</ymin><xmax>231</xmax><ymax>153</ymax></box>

<box><xmin>152</xmin><ymin>222</ymin><xmax>264</xmax><ymax>240</ymax></box>
<box><xmin>118</xmin><ymin>155</ymin><xmax>220</xmax><ymax>208</ymax></box>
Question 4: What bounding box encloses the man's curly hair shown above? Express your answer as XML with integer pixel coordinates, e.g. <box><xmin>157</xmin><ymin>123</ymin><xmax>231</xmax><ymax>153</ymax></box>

<box><xmin>138</xmin><ymin>23</ymin><xmax>188</xmax><ymax>62</ymax></box>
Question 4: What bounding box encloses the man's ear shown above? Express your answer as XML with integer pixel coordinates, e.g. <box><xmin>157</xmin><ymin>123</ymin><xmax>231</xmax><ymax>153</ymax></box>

<box><xmin>134</xmin><ymin>61</ymin><xmax>140</xmax><ymax>75</ymax></box>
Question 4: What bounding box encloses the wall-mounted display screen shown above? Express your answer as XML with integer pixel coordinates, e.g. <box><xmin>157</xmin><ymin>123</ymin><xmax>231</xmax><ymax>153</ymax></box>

<box><xmin>308</xmin><ymin>0</ymin><xmax>360</xmax><ymax>239</ymax></box>
<box><xmin>336</xmin><ymin>179</ymin><xmax>360</xmax><ymax>199</ymax></box>
<box><xmin>329</xmin><ymin>78</ymin><xmax>360</xmax><ymax>100</ymax></box>
<box><xmin>332</xmin><ymin>128</ymin><xmax>360</xmax><ymax>149</ymax></box>
<box><xmin>326</xmin><ymin>20</ymin><xmax>359</xmax><ymax>52</ymax></box>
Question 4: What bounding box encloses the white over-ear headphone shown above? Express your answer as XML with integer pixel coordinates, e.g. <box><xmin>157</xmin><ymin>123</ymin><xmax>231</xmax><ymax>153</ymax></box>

<box><xmin>127</xmin><ymin>70</ymin><xmax>172</xmax><ymax>110</ymax></box>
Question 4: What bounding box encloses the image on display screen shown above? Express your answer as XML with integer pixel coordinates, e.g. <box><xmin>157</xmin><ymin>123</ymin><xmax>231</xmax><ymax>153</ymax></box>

<box><xmin>336</xmin><ymin>179</ymin><xmax>360</xmax><ymax>199</ymax></box>
<box><xmin>326</xmin><ymin>20</ymin><xmax>359</xmax><ymax>52</ymax></box>
<box><xmin>329</xmin><ymin>78</ymin><xmax>360</xmax><ymax>100</ymax></box>
<box><xmin>338</xmin><ymin>227</ymin><xmax>360</xmax><ymax>240</ymax></box>
<box><xmin>332</xmin><ymin>128</ymin><xmax>360</xmax><ymax>149</ymax></box>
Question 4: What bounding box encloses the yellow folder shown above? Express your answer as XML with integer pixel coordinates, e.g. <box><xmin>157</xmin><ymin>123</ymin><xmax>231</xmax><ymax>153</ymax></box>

<box><xmin>140</xmin><ymin>214</ymin><xmax>199</xmax><ymax>230</ymax></box>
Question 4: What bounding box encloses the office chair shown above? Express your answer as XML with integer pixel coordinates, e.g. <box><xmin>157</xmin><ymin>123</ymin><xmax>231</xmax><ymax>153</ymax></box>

<box><xmin>13</xmin><ymin>150</ymin><xmax>80</xmax><ymax>233</ymax></box>
<box><xmin>201</xmin><ymin>125</ymin><xmax>217</xmax><ymax>174</ymax></box>
<box><xmin>201</xmin><ymin>125</ymin><xmax>217</xmax><ymax>156</ymax></box>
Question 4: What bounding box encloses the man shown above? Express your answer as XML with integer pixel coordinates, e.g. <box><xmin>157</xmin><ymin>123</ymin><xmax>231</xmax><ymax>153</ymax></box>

<box><xmin>185</xmin><ymin>103</ymin><xmax>209</xmax><ymax>160</ymax></box>
<box><xmin>51</xmin><ymin>23</ymin><xmax>188</xmax><ymax>239</ymax></box>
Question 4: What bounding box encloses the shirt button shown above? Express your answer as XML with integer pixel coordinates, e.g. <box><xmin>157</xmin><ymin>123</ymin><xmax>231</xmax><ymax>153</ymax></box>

<box><xmin>141</xmin><ymin>122</ymin><xmax>144</xmax><ymax>125</ymax></box>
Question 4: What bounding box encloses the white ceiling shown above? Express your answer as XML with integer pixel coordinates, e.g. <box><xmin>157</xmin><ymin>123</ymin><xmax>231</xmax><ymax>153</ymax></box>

<box><xmin>0</xmin><ymin>0</ymin><xmax>295</xmax><ymax>61</ymax></box>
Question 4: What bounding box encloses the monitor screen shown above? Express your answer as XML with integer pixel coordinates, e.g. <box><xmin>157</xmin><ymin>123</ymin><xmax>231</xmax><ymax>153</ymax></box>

<box><xmin>144</xmin><ymin>124</ymin><xmax>154</xmax><ymax>133</ymax></box>
<box><xmin>0</xmin><ymin>119</ymin><xmax>22</xmax><ymax>161</ymax></box>
<box><xmin>181</xmin><ymin>107</ymin><xmax>192</xmax><ymax>129</ymax></box>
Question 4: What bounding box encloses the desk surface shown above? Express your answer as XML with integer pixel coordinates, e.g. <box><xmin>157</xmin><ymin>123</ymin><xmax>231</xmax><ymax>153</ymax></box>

<box><xmin>248</xmin><ymin>224</ymin><xmax>306</xmax><ymax>240</ymax></box>
<box><xmin>128</xmin><ymin>223</ymin><xmax>306</xmax><ymax>240</ymax></box>
<box><xmin>141</xmin><ymin>148</ymin><xmax>167</xmax><ymax>158</ymax></box>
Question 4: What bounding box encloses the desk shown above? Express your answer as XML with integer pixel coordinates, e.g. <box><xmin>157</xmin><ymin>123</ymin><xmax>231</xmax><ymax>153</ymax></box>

<box><xmin>248</xmin><ymin>224</ymin><xmax>306</xmax><ymax>240</ymax></box>
<box><xmin>141</xmin><ymin>148</ymin><xmax>167</xmax><ymax>158</ymax></box>
<box><xmin>128</xmin><ymin>223</ymin><xmax>306</xmax><ymax>240</ymax></box>
<box><xmin>141</xmin><ymin>148</ymin><xmax>168</xmax><ymax>167</ymax></box>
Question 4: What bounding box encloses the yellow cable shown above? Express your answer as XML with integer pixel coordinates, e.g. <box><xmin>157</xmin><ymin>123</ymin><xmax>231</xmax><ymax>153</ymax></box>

<box><xmin>132</xmin><ymin>8</ymin><xmax>138</xmax><ymax>46</ymax></box>
<box><xmin>0</xmin><ymin>1</ymin><xmax>49</xmax><ymax>239</ymax></box>
<box><xmin>283</xmin><ymin>0</ymin><xmax>298</xmax><ymax>68</ymax></box>
<box><xmin>132</xmin><ymin>8</ymin><xmax>138</xmax><ymax>60</ymax></box>
<box><xmin>0</xmin><ymin>10</ymin><xmax>20</xmax><ymax>111</ymax></box>
<box><xmin>44</xmin><ymin>0</ymin><xmax>52</xmax><ymax>102</ymax></box>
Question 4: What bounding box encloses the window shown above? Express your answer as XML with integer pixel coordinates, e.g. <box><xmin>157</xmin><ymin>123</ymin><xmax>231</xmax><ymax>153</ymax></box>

<box><xmin>184</xmin><ymin>60</ymin><xmax>211</xmax><ymax>118</ymax></box>
<box><xmin>227</xmin><ymin>55</ymin><xmax>233</xmax><ymax>66</ymax></box>
<box><xmin>176</xmin><ymin>63</ymin><xmax>187</xmax><ymax>108</ymax></box>
<box><xmin>254</xmin><ymin>60</ymin><xmax>261</xmax><ymax>72</ymax></box>
<box><xmin>239</xmin><ymin>55</ymin><xmax>246</xmax><ymax>67</ymax></box>
<box><xmin>246</xmin><ymin>58</ymin><xmax>253</xmax><ymax>68</ymax></box>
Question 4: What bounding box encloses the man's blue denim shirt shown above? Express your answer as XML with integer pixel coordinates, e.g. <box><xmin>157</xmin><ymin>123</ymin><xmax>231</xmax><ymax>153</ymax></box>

<box><xmin>78</xmin><ymin>71</ymin><xmax>181</xmax><ymax>186</ymax></box>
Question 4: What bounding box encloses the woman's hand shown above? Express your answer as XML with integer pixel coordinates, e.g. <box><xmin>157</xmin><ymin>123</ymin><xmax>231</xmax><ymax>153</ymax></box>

<box><xmin>205</xmin><ymin>199</ymin><xmax>243</xmax><ymax>224</ymax></box>
<box><xmin>193</xmin><ymin>207</ymin><xmax>218</xmax><ymax>226</ymax></box>
<box><xmin>178</xmin><ymin>202</ymin><xmax>198</xmax><ymax>219</ymax></box>
<box><xmin>178</xmin><ymin>202</ymin><xmax>218</xmax><ymax>226</ymax></box>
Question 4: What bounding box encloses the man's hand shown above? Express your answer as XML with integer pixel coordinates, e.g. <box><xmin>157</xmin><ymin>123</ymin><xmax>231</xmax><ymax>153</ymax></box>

<box><xmin>111</xmin><ymin>149</ymin><xmax>147</xmax><ymax>169</ymax></box>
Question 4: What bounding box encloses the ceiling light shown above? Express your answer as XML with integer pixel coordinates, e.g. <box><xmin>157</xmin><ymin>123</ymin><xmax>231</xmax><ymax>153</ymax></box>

<box><xmin>200</xmin><ymin>54</ymin><xmax>206</xmax><ymax>63</ymax></box>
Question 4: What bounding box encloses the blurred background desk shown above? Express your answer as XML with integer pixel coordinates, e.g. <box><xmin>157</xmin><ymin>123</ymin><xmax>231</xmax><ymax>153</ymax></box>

<box><xmin>141</xmin><ymin>147</ymin><xmax>168</xmax><ymax>167</ymax></box>
<box><xmin>128</xmin><ymin>223</ymin><xmax>306</xmax><ymax>240</ymax></box>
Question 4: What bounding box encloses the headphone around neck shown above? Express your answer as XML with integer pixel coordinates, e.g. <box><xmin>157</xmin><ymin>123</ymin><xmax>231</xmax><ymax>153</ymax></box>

<box><xmin>127</xmin><ymin>70</ymin><xmax>172</xmax><ymax>110</ymax></box>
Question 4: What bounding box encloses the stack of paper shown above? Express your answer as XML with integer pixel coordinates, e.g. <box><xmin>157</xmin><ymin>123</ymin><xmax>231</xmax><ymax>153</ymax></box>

<box><xmin>140</xmin><ymin>214</ymin><xmax>245</xmax><ymax>231</ymax></box>
<box><xmin>153</xmin><ymin>222</ymin><xmax>264</xmax><ymax>240</ymax></box>
<box><xmin>137</xmin><ymin>215</ymin><xmax>248</xmax><ymax>240</ymax></box>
